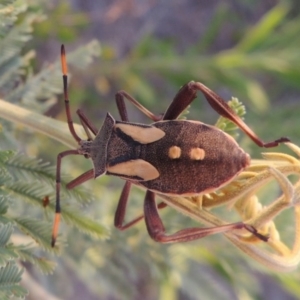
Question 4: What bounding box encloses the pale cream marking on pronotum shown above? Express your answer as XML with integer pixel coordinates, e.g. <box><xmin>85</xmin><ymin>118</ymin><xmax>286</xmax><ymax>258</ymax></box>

<box><xmin>190</xmin><ymin>147</ymin><xmax>205</xmax><ymax>160</ymax></box>
<box><xmin>107</xmin><ymin>159</ymin><xmax>159</xmax><ymax>181</ymax></box>
<box><xmin>168</xmin><ymin>146</ymin><xmax>181</xmax><ymax>159</ymax></box>
<box><xmin>115</xmin><ymin>123</ymin><xmax>165</xmax><ymax>144</ymax></box>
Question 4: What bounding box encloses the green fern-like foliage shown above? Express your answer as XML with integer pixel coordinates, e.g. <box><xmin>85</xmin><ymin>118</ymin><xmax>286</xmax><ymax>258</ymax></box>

<box><xmin>0</xmin><ymin>262</ymin><xmax>27</xmax><ymax>300</ymax></box>
<box><xmin>0</xmin><ymin>148</ymin><xmax>109</xmax><ymax>293</ymax></box>
<box><xmin>0</xmin><ymin>1</ymin><xmax>107</xmax><ymax>297</ymax></box>
<box><xmin>214</xmin><ymin>97</ymin><xmax>246</xmax><ymax>139</ymax></box>
<box><xmin>0</xmin><ymin>157</ymin><xmax>27</xmax><ymax>299</ymax></box>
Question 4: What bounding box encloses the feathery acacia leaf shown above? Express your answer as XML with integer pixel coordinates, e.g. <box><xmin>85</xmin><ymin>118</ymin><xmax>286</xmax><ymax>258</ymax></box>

<box><xmin>6</xmin><ymin>40</ymin><xmax>100</xmax><ymax>111</ymax></box>
<box><xmin>0</xmin><ymin>262</ymin><xmax>27</xmax><ymax>300</ymax></box>
<box><xmin>214</xmin><ymin>97</ymin><xmax>246</xmax><ymax>138</ymax></box>
<box><xmin>0</xmin><ymin>225</ymin><xmax>18</xmax><ymax>268</ymax></box>
<box><xmin>0</xmin><ymin>0</ymin><xmax>104</xmax><ymax>298</ymax></box>
<box><xmin>15</xmin><ymin>246</ymin><xmax>56</xmax><ymax>274</ymax></box>
<box><xmin>0</xmin><ymin>195</ymin><xmax>9</xmax><ymax>215</ymax></box>
<box><xmin>12</xmin><ymin>217</ymin><xmax>59</xmax><ymax>254</ymax></box>
<box><xmin>60</xmin><ymin>205</ymin><xmax>109</xmax><ymax>240</ymax></box>
<box><xmin>5</xmin><ymin>152</ymin><xmax>95</xmax><ymax>205</ymax></box>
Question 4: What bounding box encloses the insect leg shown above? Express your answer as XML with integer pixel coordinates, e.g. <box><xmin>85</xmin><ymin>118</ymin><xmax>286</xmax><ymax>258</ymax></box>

<box><xmin>163</xmin><ymin>83</ymin><xmax>197</xmax><ymax>120</ymax></box>
<box><xmin>114</xmin><ymin>182</ymin><xmax>167</xmax><ymax>230</ymax></box>
<box><xmin>115</xmin><ymin>91</ymin><xmax>162</xmax><ymax>121</ymax></box>
<box><xmin>52</xmin><ymin>149</ymin><xmax>82</xmax><ymax>247</ymax></box>
<box><xmin>65</xmin><ymin>168</ymin><xmax>169</xmax><ymax>233</ymax></box>
<box><xmin>61</xmin><ymin>45</ymin><xmax>82</xmax><ymax>143</ymax></box>
<box><xmin>144</xmin><ymin>190</ymin><xmax>268</xmax><ymax>243</ymax></box>
<box><xmin>65</xmin><ymin>110</ymin><xmax>99</xmax><ymax>186</ymax></box>
<box><xmin>190</xmin><ymin>81</ymin><xmax>290</xmax><ymax>148</ymax></box>
<box><xmin>66</xmin><ymin>169</ymin><xmax>94</xmax><ymax>189</ymax></box>
<box><xmin>114</xmin><ymin>182</ymin><xmax>143</xmax><ymax>230</ymax></box>
<box><xmin>77</xmin><ymin>109</ymin><xmax>98</xmax><ymax>136</ymax></box>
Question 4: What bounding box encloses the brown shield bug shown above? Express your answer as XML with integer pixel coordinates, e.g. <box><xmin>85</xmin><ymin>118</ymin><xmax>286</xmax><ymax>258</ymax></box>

<box><xmin>51</xmin><ymin>45</ymin><xmax>289</xmax><ymax>247</ymax></box>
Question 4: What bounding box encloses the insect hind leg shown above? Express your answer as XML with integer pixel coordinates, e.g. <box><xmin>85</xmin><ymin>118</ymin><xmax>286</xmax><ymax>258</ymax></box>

<box><xmin>143</xmin><ymin>190</ymin><xmax>268</xmax><ymax>243</ymax></box>
<box><xmin>190</xmin><ymin>81</ymin><xmax>290</xmax><ymax>148</ymax></box>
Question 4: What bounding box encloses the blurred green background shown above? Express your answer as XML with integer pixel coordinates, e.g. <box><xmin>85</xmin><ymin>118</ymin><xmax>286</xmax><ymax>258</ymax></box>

<box><xmin>1</xmin><ymin>0</ymin><xmax>300</xmax><ymax>299</ymax></box>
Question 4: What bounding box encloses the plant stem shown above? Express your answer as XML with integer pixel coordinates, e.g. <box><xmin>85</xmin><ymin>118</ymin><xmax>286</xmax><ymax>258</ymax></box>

<box><xmin>0</xmin><ymin>99</ymin><xmax>81</xmax><ymax>149</ymax></box>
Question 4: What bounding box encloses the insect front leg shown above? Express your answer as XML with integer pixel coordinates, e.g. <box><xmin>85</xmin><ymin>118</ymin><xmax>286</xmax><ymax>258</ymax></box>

<box><xmin>52</xmin><ymin>45</ymin><xmax>98</xmax><ymax>247</ymax></box>
<box><xmin>52</xmin><ymin>149</ymin><xmax>81</xmax><ymax>247</ymax></box>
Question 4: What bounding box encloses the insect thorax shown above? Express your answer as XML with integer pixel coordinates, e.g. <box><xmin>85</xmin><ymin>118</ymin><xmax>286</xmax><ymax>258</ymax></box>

<box><xmin>81</xmin><ymin>113</ymin><xmax>115</xmax><ymax>178</ymax></box>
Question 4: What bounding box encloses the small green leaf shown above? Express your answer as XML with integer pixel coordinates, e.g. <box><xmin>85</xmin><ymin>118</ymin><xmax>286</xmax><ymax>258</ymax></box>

<box><xmin>0</xmin><ymin>262</ymin><xmax>27</xmax><ymax>300</ymax></box>
<box><xmin>13</xmin><ymin>217</ymin><xmax>59</xmax><ymax>254</ymax></box>
<box><xmin>61</xmin><ymin>206</ymin><xmax>109</xmax><ymax>240</ymax></box>
<box><xmin>215</xmin><ymin>97</ymin><xmax>246</xmax><ymax>139</ymax></box>
<box><xmin>15</xmin><ymin>246</ymin><xmax>56</xmax><ymax>274</ymax></box>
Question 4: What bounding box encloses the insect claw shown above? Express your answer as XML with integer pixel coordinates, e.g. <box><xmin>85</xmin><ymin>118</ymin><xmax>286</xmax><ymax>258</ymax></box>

<box><xmin>244</xmin><ymin>224</ymin><xmax>269</xmax><ymax>242</ymax></box>
<box><xmin>275</xmin><ymin>137</ymin><xmax>290</xmax><ymax>144</ymax></box>
<box><xmin>263</xmin><ymin>137</ymin><xmax>290</xmax><ymax>148</ymax></box>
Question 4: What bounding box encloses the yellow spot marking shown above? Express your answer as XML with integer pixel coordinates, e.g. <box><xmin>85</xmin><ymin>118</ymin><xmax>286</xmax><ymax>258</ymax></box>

<box><xmin>190</xmin><ymin>148</ymin><xmax>205</xmax><ymax>160</ymax></box>
<box><xmin>168</xmin><ymin>146</ymin><xmax>181</xmax><ymax>159</ymax></box>
<box><xmin>115</xmin><ymin>123</ymin><xmax>165</xmax><ymax>144</ymax></box>
<box><xmin>107</xmin><ymin>159</ymin><xmax>159</xmax><ymax>181</ymax></box>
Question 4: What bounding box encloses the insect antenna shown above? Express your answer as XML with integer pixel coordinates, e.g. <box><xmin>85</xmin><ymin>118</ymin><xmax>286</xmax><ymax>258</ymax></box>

<box><xmin>61</xmin><ymin>44</ymin><xmax>82</xmax><ymax>143</ymax></box>
<box><xmin>51</xmin><ymin>45</ymin><xmax>83</xmax><ymax>247</ymax></box>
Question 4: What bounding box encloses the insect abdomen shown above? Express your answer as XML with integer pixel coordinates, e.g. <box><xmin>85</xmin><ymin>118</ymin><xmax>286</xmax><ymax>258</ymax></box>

<box><xmin>140</xmin><ymin>120</ymin><xmax>250</xmax><ymax>195</ymax></box>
